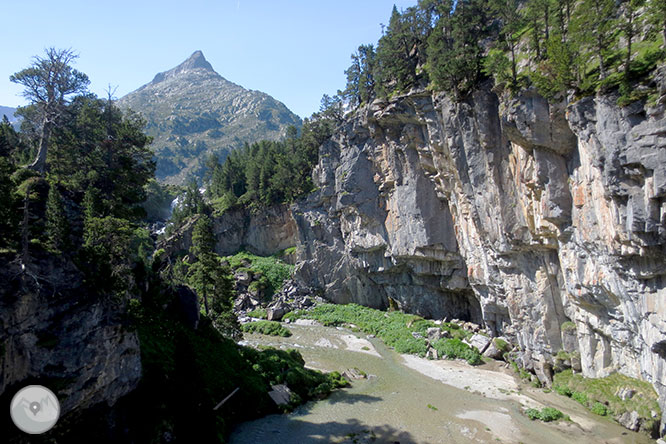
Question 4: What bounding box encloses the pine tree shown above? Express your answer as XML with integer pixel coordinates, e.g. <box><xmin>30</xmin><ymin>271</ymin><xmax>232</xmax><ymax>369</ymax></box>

<box><xmin>571</xmin><ymin>0</ymin><xmax>617</xmax><ymax>81</ymax></box>
<box><xmin>490</xmin><ymin>0</ymin><xmax>524</xmax><ymax>87</ymax></box>
<box><xmin>188</xmin><ymin>215</ymin><xmax>236</xmax><ymax>337</ymax></box>
<box><xmin>621</xmin><ymin>0</ymin><xmax>646</xmax><ymax>85</ymax></box>
<box><xmin>45</xmin><ymin>184</ymin><xmax>68</xmax><ymax>251</ymax></box>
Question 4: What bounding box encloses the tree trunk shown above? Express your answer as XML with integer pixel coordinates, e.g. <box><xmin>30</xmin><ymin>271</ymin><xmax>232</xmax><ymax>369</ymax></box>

<box><xmin>29</xmin><ymin>119</ymin><xmax>50</xmax><ymax>174</ymax></box>
<box><xmin>21</xmin><ymin>182</ymin><xmax>31</xmax><ymax>266</ymax></box>
<box><xmin>597</xmin><ymin>36</ymin><xmax>606</xmax><ymax>80</ymax></box>
<box><xmin>510</xmin><ymin>41</ymin><xmax>518</xmax><ymax>86</ymax></box>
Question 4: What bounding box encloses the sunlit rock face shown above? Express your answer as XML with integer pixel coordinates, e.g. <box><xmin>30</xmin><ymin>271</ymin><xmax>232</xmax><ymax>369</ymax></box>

<box><xmin>292</xmin><ymin>82</ymin><xmax>666</xmax><ymax>432</ymax></box>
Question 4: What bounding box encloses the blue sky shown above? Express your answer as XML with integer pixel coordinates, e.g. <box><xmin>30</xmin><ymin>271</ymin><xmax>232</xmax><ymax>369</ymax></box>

<box><xmin>1</xmin><ymin>0</ymin><xmax>416</xmax><ymax>118</ymax></box>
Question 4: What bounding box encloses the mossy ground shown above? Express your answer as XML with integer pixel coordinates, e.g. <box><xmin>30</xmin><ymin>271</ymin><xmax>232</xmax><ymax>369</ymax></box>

<box><xmin>553</xmin><ymin>369</ymin><xmax>661</xmax><ymax>435</ymax></box>
<box><xmin>284</xmin><ymin>303</ymin><xmax>481</xmax><ymax>364</ymax></box>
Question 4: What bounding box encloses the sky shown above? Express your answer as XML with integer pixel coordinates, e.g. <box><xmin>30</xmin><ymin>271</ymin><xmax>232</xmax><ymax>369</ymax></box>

<box><xmin>1</xmin><ymin>0</ymin><xmax>417</xmax><ymax>118</ymax></box>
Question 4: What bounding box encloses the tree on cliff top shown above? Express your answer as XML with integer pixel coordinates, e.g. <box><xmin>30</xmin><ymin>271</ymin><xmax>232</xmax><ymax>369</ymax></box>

<box><xmin>10</xmin><ymin>48</ymin><xmax>89</xmax><ymax>173</ymax></box>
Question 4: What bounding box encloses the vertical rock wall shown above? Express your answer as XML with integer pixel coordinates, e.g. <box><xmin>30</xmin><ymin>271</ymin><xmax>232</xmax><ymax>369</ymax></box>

<box><xmin>293</xmin><ymin>85</ymin><xmax>666</xmax><ymax>431</ymax></box>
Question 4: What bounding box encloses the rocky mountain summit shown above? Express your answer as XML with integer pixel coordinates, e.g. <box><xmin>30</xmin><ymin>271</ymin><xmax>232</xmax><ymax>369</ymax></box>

<box><xmin>119</xmin><ymin>51</ymin><xmax>301</xmax><ymax>184</ymax></box>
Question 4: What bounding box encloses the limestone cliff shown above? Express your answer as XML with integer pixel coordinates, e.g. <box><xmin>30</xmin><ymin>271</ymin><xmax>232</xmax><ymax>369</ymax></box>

<box><xmin>291</xmin><ymin>81</ymin><xmax>666</xmax><ymax>434</ymax></box>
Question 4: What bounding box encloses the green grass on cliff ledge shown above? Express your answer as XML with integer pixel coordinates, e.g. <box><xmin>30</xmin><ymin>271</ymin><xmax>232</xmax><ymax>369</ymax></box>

<box><xmin>225</xmin><ymin>251</ymin><xmax>294</xmax><ymax>297</ymax></box>
<box><xmin>284</xmin><ymin>303</ymin><xmax>481</xmax><ymax>364</ymax></box>
<box><xmin>553</xmin><ymin>369</ymin><xmax>661</xmax><ymax>435</ymax></box>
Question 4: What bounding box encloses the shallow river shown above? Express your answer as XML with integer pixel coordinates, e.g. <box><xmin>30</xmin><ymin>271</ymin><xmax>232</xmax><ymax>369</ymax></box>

<box><xmin>230</xmin><ymin>323</ymin><xmax>652</xmax><ymax>444</ymax></box>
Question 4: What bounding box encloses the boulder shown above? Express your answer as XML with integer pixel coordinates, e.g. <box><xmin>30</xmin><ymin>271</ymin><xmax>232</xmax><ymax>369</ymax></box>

<box><xmin>426</xmin><ymin>327</ymin><xmax>443</xmax><ymax>341</ymax></box>
<box><xmin>464</xmin><ymin>334</ymin><xmax>491</xmax><ymax>353</ymax></box>
<box><xmin>234</xmin><ymin>269</ymin><xmax>253</xmax><ymax>285</ymax></box>
<box><xmin>412</xmin><ymin>331</ymin><xmax>425</xmax><ymax>340</ymax></box>
<box><xmin>616</xmin><ymin>410</ymin><xmax>641</xmax><ymax>432</ymax></box>
<box><xmin>342</xmin><ymin>368</ymin><xmax>366</xmax><ymax>380</ymax></box>
<box><xmin>267</xmin><ymin>306</ymin><xmax>287</xmax><ymax>321</ymax></box>
<box><xmin>268</xmin><ymin>384</ymin><xmax>292</xmax><ymax>406</ymax></box>
<box><xmin>616</xmin><ymin>387</ymin><xmax>636</xmax><ymax>401</ymax></box>
<box><xmin>426</xmin><ymin>347</ymin><xmax>439</xmax><ymax>360</ymax></box>
<box><xmin>483</xmin><ymin>338</ymin><xmax>509</xmax><ymax>360</ymax></box>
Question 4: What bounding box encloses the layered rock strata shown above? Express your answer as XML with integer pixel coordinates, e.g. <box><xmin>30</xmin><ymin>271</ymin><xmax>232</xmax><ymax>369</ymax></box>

<box><xmin>291</xmin><ymin>84</ymin><xmax>666</xmax><ymax>434</ymax></box>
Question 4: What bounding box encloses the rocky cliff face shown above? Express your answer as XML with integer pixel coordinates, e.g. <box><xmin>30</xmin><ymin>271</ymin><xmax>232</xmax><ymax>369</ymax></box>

<box><xmin>162</xmin><ymin>204</ymin><xmax>298</xmax><ymax>257</ymax></box>
<box><xmin>291</xmin><ymin>82</ymin><xmax>666</xmax><ymax>434</ymax></box>
<box><xmin>0</xmin><ymin>255</ymin><xmax>141</xmax><ymax>440</ymax></box>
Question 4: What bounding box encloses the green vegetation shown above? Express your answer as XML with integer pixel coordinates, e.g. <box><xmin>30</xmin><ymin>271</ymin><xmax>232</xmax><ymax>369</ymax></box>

<box><xmin>247</xmin><ymin>308</ymin><xmax>268</xmax><ymax>319</ymax></box>
<box><xmin>226</xmin><ymin>251</ymin><xmax>294</xmax><ymax>297</ymax></box>
<box><xmin>284</xmin><ymin>303</ymin><xmax>481</xmax><ymax>363</ymax></box>
<box><xmin>205</xmin><ymin>118</ymin><xmax>332</xmax><ymax>211</ymax></box>
<box><xmin>553</xmin><ymin>369</ymin><xmax>661</xmax><ymax>434</ymax></box>
<box><xmin>187</xmin><ymin>215</ymin><xmax>238</xmax><ymax>337</ymax></box>
<box><xmin>561</xmin><ymin>321</ymin><xmax>577</xmax><ymax>331</ymax></box>
<box><xmin>525</xmin><ymin>407</ymin><xmax>568</xmax><ymax>422</ymax></box>
<box><xmin>330</xmin><ymin>0</ymin><xmax>666</xmax><ymax>111</ymax></box>
<box><xmin>132</xmin><ymin>288</ymin><xmax>346</xmax><ymax>441</ymax></box>
<box><xmin>431</xmin><ymin>338</ymin><xmax>483</xmax><ymax>365</ymax></box>
<box><xmin>241</xmin><ymin>321</ymin><xmax>292</xmax><ymax>337</ymax></box>
<box><xmin>427</xmin><ymin>404</ymin><xmax>439</xmax><ymax>411</ymax></box>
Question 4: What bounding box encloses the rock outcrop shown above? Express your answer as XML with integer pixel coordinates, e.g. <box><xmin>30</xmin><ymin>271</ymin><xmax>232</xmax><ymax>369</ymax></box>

<box><xmin>161</xmin><ymin>204</ymin><xmax>298</xmax><ymax>257</ymax></box>
<box><xmin>291</xmin><ymin>84</ymin><xmax>666</xmax><ymax>434</ymax></box>
<box><xmin>0</xmin><ymin>255</ymin><xmax>141</xmax><ymax>440</ymax></box>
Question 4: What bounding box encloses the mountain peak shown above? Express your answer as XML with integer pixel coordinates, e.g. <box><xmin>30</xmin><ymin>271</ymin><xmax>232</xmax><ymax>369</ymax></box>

<box><xmin>150</xmin><ymin>50</ymin><xmax>216</xmax><ymax>84</ymax></box>
<box><xmin>178</xmin><ymin>50</ymin><xmax>214</xmax><ymax>72</ymax></box>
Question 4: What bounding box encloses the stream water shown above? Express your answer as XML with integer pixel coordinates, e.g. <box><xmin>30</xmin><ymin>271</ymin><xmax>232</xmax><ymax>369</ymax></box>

<box><xmin>229</xmin><ymin>323</ymin><xmax>653</xmax><ymax>444</ymax></box>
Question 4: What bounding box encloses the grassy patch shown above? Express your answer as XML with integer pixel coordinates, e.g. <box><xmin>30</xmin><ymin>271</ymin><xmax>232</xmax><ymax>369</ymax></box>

<box><xmin>561</xmin><ymin>321</ymin><xmax>576</xmax><ymax>332</ymax></box>
<box><xmin>553</xmin><ymin>369</ymin><xmax>661</xmax><ymax>434</ymax></box>
<box><xmin>226</xmin><ymin>251</ymin><xmax>293</xmax><ymax>297</ymax></box>
<box><xmin>285</xmin><ymin>303</ymin><xmax>479</xmax><ymax>362</ymax></box>
<box><xmin>525</xmin><ymin>407</ymin><xmax>567</xmax><ymax>422</ymax></box>
<box><xmin>247</xmin><ymin>308</ymin><xmax>267</xmax><ymax>319</ymax></box>
<box><xmin>432</xmin><ymin>338</ymin><xmax>483</xmax><ymax>365</ymax></box>
<box><xmin>241</xmin><ymin>320</ymin><xmax>292</xmax><ymax>337</ymax></box>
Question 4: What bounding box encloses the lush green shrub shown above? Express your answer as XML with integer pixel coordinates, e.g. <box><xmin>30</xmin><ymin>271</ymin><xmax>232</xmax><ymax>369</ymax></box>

<box><xmin>525</xmin><ymin>407</ymin><xmax>566</xmax><ymax>422</ymax></box>
<box><xmin>432</xmin><ymin>338</ymin><xmax>483</xmax><ymax>365</ymax></box>
<box><xmin>572</xmin><ymin>391</ymin><xmax>588</xmax><ymax>406</ymax></box>
<box><xmin>591</xmin><ymin>402</ymin><xmax>609</xmax><ymax>416</ymax></box>
<box><xmin>554</xmin><ymin>384</ymin><xmax>572</xmax><ymax>397</ymax></box>
<box><xmin>241</xmin><ymin>321</ymin><xmax>292</xmax><ymax>337</ymax></box>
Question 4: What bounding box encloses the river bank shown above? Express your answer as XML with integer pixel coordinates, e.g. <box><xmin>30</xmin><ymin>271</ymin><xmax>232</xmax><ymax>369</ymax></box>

<box><xmin>230</xmin><ymin>323</ymin><xmax>651</xmax><ymax>444</ymax></box>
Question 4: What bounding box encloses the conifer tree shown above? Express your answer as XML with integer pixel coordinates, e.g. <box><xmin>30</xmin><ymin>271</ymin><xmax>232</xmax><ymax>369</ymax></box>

<box><xmin>572</xmin><ymin>0</ymin><xmax>617</xmax><ymax>81</ymax></box>
<box><xmin>45</xmin><ymin>184</ymin><xmax>68</xmax><ymax>251</ymax></box>
<box><xmin>188</xmin><ymin>215</ymin><xmax>236</xmax><ymax>337</ymax></box>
